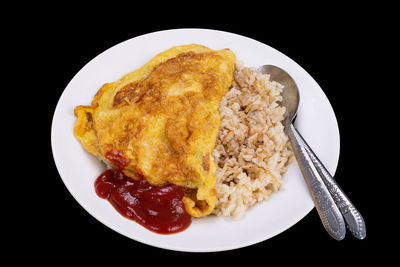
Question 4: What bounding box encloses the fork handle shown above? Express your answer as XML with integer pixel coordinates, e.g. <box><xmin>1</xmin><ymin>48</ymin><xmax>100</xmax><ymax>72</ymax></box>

<box><xmin>286</xmin><ymin>123</ymin><xmax>346</xmax><ymax>240</ymax></box>
<box><xmin>295</xmin><ymin>128</ymin><xmax>366</xmax><ymax>239</ymax></box>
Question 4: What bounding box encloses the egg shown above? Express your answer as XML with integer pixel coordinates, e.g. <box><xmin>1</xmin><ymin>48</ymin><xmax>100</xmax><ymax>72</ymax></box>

<box><xmin>74</xmin><ymin>44</ymin><xmax>236</xmax><ymax>217</ymax></box>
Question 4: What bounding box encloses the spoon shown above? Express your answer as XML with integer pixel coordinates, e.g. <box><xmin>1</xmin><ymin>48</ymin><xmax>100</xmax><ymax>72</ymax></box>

<box><xmin>258</xmin><ymin>65</ymin><xmax>366</xmax><ymax>240</ymax></box>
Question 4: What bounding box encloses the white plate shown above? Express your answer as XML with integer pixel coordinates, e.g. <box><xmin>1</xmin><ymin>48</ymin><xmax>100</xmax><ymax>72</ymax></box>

<box><xmin>51</xmin><ymin>28</ymin><xmax>340</xmax><ymax>252</ymax></box>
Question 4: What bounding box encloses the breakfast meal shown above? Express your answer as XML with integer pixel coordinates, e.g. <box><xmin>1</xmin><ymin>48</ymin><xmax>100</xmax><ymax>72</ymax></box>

<box><xmin>73</xmin><ymin>44</ymin><xmax>292</xmax><ymax>234</ymax></box>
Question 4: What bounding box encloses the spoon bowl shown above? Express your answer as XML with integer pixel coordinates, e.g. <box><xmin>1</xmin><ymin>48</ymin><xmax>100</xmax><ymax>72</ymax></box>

<box><xmin>258</xmin><ymin>65</ymin><xmax>299</xmax><ymax>125</ymax></box>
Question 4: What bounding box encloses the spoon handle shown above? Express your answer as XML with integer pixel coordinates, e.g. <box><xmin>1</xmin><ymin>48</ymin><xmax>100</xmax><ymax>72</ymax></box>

<box><xmin>295</xmin><ymin>128</ymin><xmax>366</xmax><ymax>239</ymax></box>
<box><xmin>286</xmin><ymin>123</ymin><xmax>346</xmax><ymax>240</ymax></box>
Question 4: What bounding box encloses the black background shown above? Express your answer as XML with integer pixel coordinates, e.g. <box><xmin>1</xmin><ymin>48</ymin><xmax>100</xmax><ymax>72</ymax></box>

<box><xmin>12</xmin><ymin>2</ymin><xmax>390</xmax><ymax>264</ymax></box>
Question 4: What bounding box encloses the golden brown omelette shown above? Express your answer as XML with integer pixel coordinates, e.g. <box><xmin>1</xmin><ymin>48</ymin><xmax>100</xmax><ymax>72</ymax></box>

<box><xmin>74</xmin><ymin>44</ymin><xmax>236</xmax><ymax>217</ymax></box>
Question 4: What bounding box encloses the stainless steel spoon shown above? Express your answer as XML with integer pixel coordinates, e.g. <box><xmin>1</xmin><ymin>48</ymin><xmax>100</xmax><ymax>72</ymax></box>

<box><xmin>258</xmin><ymin>65</ymin><xmax>366</xmax><ymax>240</ymax></box>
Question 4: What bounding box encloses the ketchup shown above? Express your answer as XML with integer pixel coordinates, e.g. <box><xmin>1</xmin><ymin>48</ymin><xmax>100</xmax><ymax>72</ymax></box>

<box><xmin>95</xmin><ymin>150</ymin><xmax>191</xmax><ymax>234</ymax></box>
<box><xmin>105</xmin><ymin>150</ymin><xmax>130</xmax><ymax>170</ymax></box>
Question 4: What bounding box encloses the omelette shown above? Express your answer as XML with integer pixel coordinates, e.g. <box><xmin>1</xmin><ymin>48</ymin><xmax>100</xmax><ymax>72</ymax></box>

<box><xmin>74</xmin><ymin>44</ymin><xmax>236</xmax><ymax>217</ymax></box>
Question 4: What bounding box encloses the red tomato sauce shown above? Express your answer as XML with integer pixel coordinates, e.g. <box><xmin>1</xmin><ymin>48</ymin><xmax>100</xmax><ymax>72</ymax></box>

<box><xmin>95</xmin><ymin>150</ymin><xmax>191</xmax><ymax>234</ymax></box>
<box><xmin>105</xmin><ymin>150</ymin><xmax>130</xmax><ymax>170</ymax></box>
